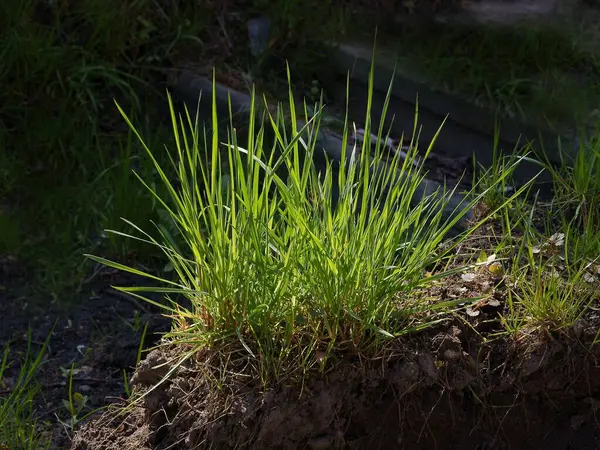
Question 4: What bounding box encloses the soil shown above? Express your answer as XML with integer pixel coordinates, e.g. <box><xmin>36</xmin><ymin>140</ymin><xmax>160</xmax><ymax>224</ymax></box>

<box><xmin>69</xmin><ymin>320</ymin><xmax>600</xmax><ymax>450</ymax></box>
<box><xmin>0</xmin><ymin>256</ymin><xmax>170</xmax><ymax>449</ymax></box>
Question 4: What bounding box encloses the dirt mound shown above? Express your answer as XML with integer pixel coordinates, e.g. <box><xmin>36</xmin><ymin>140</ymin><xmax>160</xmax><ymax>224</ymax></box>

<box><xmin>71</xmin><ymin>320</ymin><xmax>600</xmax><ymax>450</ymax></box>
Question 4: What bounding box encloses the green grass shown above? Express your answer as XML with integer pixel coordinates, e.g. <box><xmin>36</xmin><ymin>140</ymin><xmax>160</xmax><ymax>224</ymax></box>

<box><xmin>544</xmin><ymin>134</ymin><xmax>600</xmax><ymax>232</ymax></box>
<box><xmin>86</xmin><ymin>62</ymin><xmax>530</xmax><ymax>384</ymax></box>
<box><xmin>0</xmin><ymin>332</ymin><xmax>51</xmax><ymax>450</ymax></box>
<box><xmin>473</xmin><ymin>132</ymin><xmax>600</xmax><ymax>335</ymax></box>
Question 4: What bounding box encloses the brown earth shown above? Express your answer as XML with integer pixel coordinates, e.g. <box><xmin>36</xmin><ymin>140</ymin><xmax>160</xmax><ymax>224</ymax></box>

<box><xmin>70</xmin><ymin>321</ymin><xmax>600</xmax><ymax>450</ymax></box>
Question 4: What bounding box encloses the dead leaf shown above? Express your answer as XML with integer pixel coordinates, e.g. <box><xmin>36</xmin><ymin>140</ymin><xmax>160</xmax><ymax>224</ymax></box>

<box><xmin>549</xmin><ymin>233</ymin><xmax>565</xmax><ymax>247</ymax></box>
<box><xmin>466</xmin><ymin>307</ymin><xmax>480</xmax><ymax>317</ymax></box>
<box><xmin>461</xmin><ymin>273</ymin><xmax>477</xmax><ymax>282</ymax></box>
<box><xmin>584</xmin><ymin>272</ymin><xmax>596</xmax><ymax>283</ymax></box>
<box><xmin>486</xmin><ymin>254</ymin><xmax>497</xmax><ymax>264</ymax></box>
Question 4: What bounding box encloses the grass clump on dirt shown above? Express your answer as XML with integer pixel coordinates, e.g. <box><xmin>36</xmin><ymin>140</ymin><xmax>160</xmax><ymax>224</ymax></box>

<box><xmin>87</xmin><ymin>61</ymin><xmax>526</xmax><ymax>385</ymax></box>
<box><xmin>71</xmin><ymin>69</ymin><xmax>600</xmax><ymax>447</ymax></box>
<box><xmin>92</xmin><ymin>75</ymin><xmax>465</xmax><ymax>376</ymax></box>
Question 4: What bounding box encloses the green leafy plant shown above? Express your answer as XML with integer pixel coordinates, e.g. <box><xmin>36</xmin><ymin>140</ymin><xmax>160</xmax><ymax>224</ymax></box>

<box><xmin>56</xmin><ymin>364</ymin><xmax>95</xmax><ymax>432</ymax></box>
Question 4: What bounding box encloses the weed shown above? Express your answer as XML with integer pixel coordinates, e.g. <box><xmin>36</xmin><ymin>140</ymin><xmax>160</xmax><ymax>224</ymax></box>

<box><xmin>498</xmin><ymin>184</ymin><xmax>600</xmax><ymax>334</ymax></box>
<box><xmin>544</xmin><ymin>135</ymin><xmax>600</xmax><ymax>230</ymax></box>
<box><xmin>507</xmin><ymin>257</ymin><xmax>597</xmax><ymax>332</ymax></box>
<box><xmin>56</xmin><ymin>364</ymin><xmax>102</xmax><ymax>436</ymax></box>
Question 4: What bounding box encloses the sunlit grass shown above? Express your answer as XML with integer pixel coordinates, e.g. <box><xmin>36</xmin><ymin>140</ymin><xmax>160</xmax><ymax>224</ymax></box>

<box><xmin>476</xmin><ymin>138</ymin><xmax>600</xmax><ymax>336</ymax></box>
<box><xmin>84</xmin><ymin>56</ymin><xmax>530</xmax><ymax>386</ymax></box>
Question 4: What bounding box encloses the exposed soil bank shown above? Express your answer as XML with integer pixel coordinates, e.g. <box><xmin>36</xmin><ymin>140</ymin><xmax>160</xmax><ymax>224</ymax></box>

<box><xmin>71</xmin><ymin>317</ymin><xmax>600</xmax><ymax>450</ymax></box>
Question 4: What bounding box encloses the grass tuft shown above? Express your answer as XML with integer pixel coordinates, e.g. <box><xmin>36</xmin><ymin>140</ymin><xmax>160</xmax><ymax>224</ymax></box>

<box><xmin>87</xmin><ymin>62</ymin><xmax>526</xmax><ymax>383</ymax></box>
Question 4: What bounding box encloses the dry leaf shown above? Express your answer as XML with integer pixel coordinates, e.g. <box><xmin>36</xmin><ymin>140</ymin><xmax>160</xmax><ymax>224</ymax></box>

<box><xmin>549</xmin><ymin>233</ymin><xmax>565</xmax><ymax>247</ymax></box>
<box><xmin>584</xmin><ymin>272</ymin><xmax>596</xmax><ymax>283</ymax></box>
<box><xmin>486</xmin><ymin>254</ymin><xmax>497</xmax><ymax>263</ymax></box>
<box><xmin>466</xmin><ymin>307</ymin><xmax>480</xmax><ymax>317</ymax></box>
<box><xmin>461</xmin><ymin>273</ymin><xmax>477</xmax><ymax>282</ymax></box>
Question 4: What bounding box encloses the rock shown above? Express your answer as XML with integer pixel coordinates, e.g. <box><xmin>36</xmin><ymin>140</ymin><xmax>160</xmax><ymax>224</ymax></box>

<box><xmin>442</xmin><ymin>348</ymin><xmax>462</xmax><ymax>361</ymax></box>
